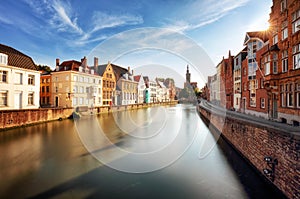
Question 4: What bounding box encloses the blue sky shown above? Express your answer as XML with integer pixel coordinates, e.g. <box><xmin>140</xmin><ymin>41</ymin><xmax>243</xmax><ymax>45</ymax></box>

<box><xmin>0</xmin><ymin>0</ymin><xmax>272</xmax><ymax>87</ymax></box>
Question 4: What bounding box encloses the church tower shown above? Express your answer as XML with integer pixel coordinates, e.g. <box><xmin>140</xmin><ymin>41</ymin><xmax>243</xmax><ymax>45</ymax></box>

<box><xmin>186</xmin><ymin>65</ymin><xmax>191</xmax><ymax>84</ymax></box>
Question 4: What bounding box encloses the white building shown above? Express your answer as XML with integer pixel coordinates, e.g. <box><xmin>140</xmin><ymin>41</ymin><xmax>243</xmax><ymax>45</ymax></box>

<box><xmin>118</xmin><ymin>71</ymin><xmax>138</xmax><ymax>105</ymax></box>
<box><xmin>156</xmin><ymin>79</ymin><xmax>170</xmax><ymax>102</ymax></box>
<box><xmin>149</xmin><ymin>80</ymin><xmax>157</xmax><ymax>103</ymax></box>
<box><xmin>233</xmin><ymin>48</ymin><xmax>247</xmax><ymax>110</ymax></box>
<box><xmin>0</xmin><ymin>44</ymin><xmax>40</xmax><ymax>110</ymax></box>
<box><xmin>134</xmin><ymin>75</ymin><xmax>146</xmax><ymax>103</ymax></box>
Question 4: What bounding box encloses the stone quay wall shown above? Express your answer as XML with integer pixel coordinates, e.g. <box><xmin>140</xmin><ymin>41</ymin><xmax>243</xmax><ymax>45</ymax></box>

<box><xmin>198</xmin><ymin>102</ymin><xmax>300</xmax><ymax>199</ymax></box>
<box><xmin>0</xmin><ymin>101</ymin><xmax>178</xmax><ymax>131</ymax></box>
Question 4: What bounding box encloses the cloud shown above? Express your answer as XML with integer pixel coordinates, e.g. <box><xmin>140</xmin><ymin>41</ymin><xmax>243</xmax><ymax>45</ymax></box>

<box><xmin>23</xmin><ymin>0</ymin><xmax>82</xmax><ymax>35</ymax></box>
<box><xmin>51</xmin><ymin>0</ymin><xmax>83</xmax><ymax>34</ymax></box>
<box><xmin>0</xmin><ymin>15</ymin><xmax>13</xmax><ymax>25</ymax></box>
<box><xmin>164</xmin><ymin>0</ymin><xmax>249</xmax><ymax>33</ymax></box>
<box><xmin>91</xmin><ymin>12</ymin><xmax>143</xmax><ymax>33</ymax></box>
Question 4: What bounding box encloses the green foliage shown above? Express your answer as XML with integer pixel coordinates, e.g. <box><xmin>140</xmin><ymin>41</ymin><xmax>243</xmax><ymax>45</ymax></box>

<box><xmin>37</xmin><ymin>64</ymin><xmax>52</xmax><ymax>72</ymax></box>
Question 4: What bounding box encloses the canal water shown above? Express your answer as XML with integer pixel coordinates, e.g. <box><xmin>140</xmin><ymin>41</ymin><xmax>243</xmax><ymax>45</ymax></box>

<box><xmin>0</xmin><ymin>104</ymin><xmax>285</xmax><ymax>199</ymax></box>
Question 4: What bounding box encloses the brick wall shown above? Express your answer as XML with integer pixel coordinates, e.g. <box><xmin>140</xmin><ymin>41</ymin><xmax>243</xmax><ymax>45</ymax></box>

<box><xmin>0</xmin><ymin>101</ymin><xmax>178</xmax><ymax>131</ymax></box>
<box><xmin>199</xmin><ymin>105</ymin><xmax>300</xmax><ymax>199</ymax></box>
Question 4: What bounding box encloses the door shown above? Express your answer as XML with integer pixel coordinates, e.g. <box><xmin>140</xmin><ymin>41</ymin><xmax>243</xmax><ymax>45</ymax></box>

<box><xmin>55</xmin><ymin>96</ymin><xmax>59</xmax><ymax>107</ymax></box>
<box><xmin>273</xmin><ymin>94</ymin><xmax>278</xmax><ymax>119</ymax></box>
<box><xmin>242</xmin><ymin>98</ymin><xmax>246</xmax><ymax>113</ymax></box>
<box><xmin>14</xmin><ymin>92</ymin><xmax>22</xmax><ymax>109</ymax></box>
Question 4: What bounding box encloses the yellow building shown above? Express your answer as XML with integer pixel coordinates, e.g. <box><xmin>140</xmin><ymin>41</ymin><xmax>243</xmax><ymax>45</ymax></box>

<box><xmin>52</xmin><ymin>57</ymin><xmax>102</xmax><ymax>108</ymax></box>
<box><xmin>96</xmin><ymin>62</ymin><xmax>116</xmax><ymax>106</ymax></box>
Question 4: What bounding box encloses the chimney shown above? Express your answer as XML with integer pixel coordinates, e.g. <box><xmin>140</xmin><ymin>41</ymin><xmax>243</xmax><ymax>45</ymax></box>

<box><xmin>128</xmin><ymin>66</ymin><xmax>130</xmax><ymax>73</ymax></box>
<box><xmin>55</xmin><ymin>58</ymin><xmax>60</xmax><ymax>71</ymax></box>
<box><xmin>81</xmin><ymin>56</ymin><xmax>87</xmax><ymax>68</ymax></box>
<box><xmin>94</xmin><ymin>57</ymin><xmax>98</xmax><ymax>67</ymax></box>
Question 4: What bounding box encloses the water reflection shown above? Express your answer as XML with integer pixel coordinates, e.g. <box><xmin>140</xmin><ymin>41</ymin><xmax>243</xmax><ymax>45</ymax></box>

<box><xmin>0</xmin><ymin>105</ymin><xmax>285</xmax><ymax>199</ymax></box>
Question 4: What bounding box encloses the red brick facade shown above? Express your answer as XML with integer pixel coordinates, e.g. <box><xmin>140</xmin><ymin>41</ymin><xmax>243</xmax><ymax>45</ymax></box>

<box><xmin>206</xmin><ymin>0</ymin><xmax>300</xmax><ymax>125</ymax></box>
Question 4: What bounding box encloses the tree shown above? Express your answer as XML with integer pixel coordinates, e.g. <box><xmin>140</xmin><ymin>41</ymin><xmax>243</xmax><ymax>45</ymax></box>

<box><xmin>37</xmin><ymin>65</ymin><xmax>52</xmax><ymax>72</ymax></box>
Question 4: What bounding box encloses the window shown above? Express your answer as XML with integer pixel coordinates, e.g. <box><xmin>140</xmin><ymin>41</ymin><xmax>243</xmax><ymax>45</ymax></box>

<box><xmin>28</xmin><ymin>75</ymin><xmax>35</xmax><ymax>85</ymax></box>
<box><xmin>86</xmin><ymin>99</ymin><xmax>89</xmax><ymax>105</ymax></box>
<box><xmin>98</xmin><ymin>97</ymin><xmax>101</xmax><ymax>104</ymax></box>
<box><xmin>235</xmin><ymin>58</ymin><xmax>239</xmax><ymax>66</ymax></box>
<box><xmin>297</xmin><ymin>84</ymin><xmax>300</xmax><ymax>108</ymax></box>
<box><xmin>14</xmin><ymin>73</ymin><xmax>23</xmax><ymax>84</ymax></box>
<box><xmin>282</xmin><ymin>27</ymin><xmax>288</xmax><ymax>40</ymax></box>
<box><xmin>0</xmin><ymin>53</ymin><xmax>8</xmax><ymax>65</ymax></box>
<box><xmin>287</xmin><ymin>92</ymin><xmax>293</xmax><ymax>107</ymax></box>
<box><xmin>86</xmin><ymin>87</ymin><xmax>89</xmax><ymax>93</ymax></box>
<box><xmin>273</xmin><ymin>34</ymin><xmax>278</xmax><ymax>45</ymax></box>
<box><xmin>79</xmin><ymin>77</ymin><xmax>83</xmax><ymax>82</ymax></box>
<box><xmin>273</xmin><ymin>53</ymin><xmax>278</xmax><ymax>73</ymax></box>
<box><xmin>282</xmin><ymin>50</ymin><xmax>288</xmax><ymax>72</ymax></box>
<box><xmin>261</xmin><ymin>98</ymin><xmax>265</xmax><ymax>108</ymax></box>
<box><xmin>73</xmin><ymin>76</ymin><xmax>78</xmax><ymax>81</ymax></box>
<box><xmin>55</xmin><ymin>87</ymin><xmax>58</xmax><ymax>93</ymax></box>
<box><xmin>265</xmin><ymin>62</ymin><xmax>270</xmax><ymax>75</ymax></box>
<box><xmin>28</xmin><ymin>92</ymin><xmax>34</xmax><ymax>105</ymax></box>
<box><xmin>55</xmin><ymin>77</ymin><xmax>58</xmax><ymax>82</ymax></box>
<box><xmin>79</xmin><ymin>97</ymin><xmax>83</xmax><ymax>105</ymax></box>
<box><xmin>293</xmin><ymin>44</ymin><xmax>300</xmax><ymax>69</ymax></box>
<box><xmin>66</xmin><ymin>75</ymin><xmax>69</xmax><ymax>81</ymax></box>
<box><xmin>261</xmin><ymin>78</ymin><xmax>264</xmax><ymax>88</ymax></box>
<box><xmin>73</xmin><ymin>97</ymin><xmax>77</xmax><ymax>106</ymax></box>
<box><xmin>79</xmin><ymin>86</ymin><xmax>83</xmax><ymax>93</ymax></box>
<box><xmin>280</xmin><ymin>0</ymin><xmax>286</xmax><ymax>12</ymax></box>
<box><xmin>292</xmin><ymin>19</ymin><xmax>300</xmax><ymax>34</ymax></box>
<box><xmin>0</xmin><ymin>91</ymin><xmax>7</xmax><ymax>106</ymax></box>
<box><xmin>292</xmin><ymin>10</ymin><xmax>300</xmax><ymax>34</ymax></box>
<box><xmin>73</xmin><ymin>86</ymin><xmax>78</xmax><ymax>93</ymax></box>
<box><xmin>0</xmin><ymin>70</ymin><xmax>7</xmax><ymax>82</ymax></box>
<box><xmin>42</xmin><ymin>86</ymin><xmax>45</xmax><ymax>93</ymax></box>
<box><xmin>46</xmin><ymin>86</ymin><xmax>50</xmax><ymax>92</ymax></box>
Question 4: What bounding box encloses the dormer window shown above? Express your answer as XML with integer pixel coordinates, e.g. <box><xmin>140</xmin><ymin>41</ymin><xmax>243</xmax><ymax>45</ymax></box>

<box><xmin>0</xmin><ymin>53</ymin><xmax>8</xmax><ymax>65</ymax></box>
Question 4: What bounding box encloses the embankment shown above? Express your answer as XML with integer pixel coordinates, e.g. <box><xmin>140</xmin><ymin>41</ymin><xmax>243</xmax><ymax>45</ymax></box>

<box><xmin>198</xmin><ymin>100</ymin><xmax>299</xmax><ymax>199</ymax></box>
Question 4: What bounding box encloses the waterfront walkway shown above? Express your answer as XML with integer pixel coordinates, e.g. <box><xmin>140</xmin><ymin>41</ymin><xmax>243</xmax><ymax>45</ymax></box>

<box><xmin>199</xmin><ymin>100</ymin><xmax>300</xmax><ymax>134</ymax></box>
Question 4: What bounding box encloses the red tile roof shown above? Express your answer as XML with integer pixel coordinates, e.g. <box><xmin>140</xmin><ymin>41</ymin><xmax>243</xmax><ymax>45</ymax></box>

<box><xmin>58</xmin><ymin>60</ymin><xmax>81</xmax><ymax>71</ymax></box>
<box><xmin>134</xmin><ymin>75</ymin><xmax>141</xmax><ymax>82</ymax></box>
<box><xmin>0</xmin><ymin>44</ymin><xmax>37</xmax><ymax>71</ymax></box>
<box><xmin>245</xmin><ymin>31</ymin><xmax>269</xmax><ymax>44</ymax></box>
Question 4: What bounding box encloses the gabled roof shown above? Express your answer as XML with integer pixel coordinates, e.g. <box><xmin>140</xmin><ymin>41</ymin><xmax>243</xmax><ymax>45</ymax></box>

<box><xmin>59</xmin><ymin>60</ymin><xmax>81</xmax><ymax>71</ymax></box>
<box><xmin>244</xmin><ymin>31</ymin><xmax>269</xmax><ymax>45</ymax></box>
<box><xmin>143</xmin><ymin>76</ymin><xmax>149</xmax><ymax>82</ymax></box>
<box><xmin>0</xmin><ymin>44</ymin><xmax>37</xmax><ymax>71</ymax></box>
<box><xmin>111</xmin><ymin>63</ymin><xmax>128</xmax><ymax>80</ymax></box>
<box><xmin>134</xmin><ymin>75</ymin><xmax>141</xmax><ymax>82</ymax></box>
<box><xmin>97</xmin><ymin>64</ymin><xmax>108</xmax><ymax>76</ymax></box>
<box><xmin>97</xmin><ymin>63</ymin><xmax>128</xmax><ymax>79</ymax></box>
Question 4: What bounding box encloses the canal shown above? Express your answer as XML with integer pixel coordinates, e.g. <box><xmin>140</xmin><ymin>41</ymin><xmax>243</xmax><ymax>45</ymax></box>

<box><xmin>0</xmin><ymin>104</ymin><xmax>285</xmax><ymax>199</ymax></box>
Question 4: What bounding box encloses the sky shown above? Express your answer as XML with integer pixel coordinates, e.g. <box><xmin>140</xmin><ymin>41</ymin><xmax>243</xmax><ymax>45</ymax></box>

<box><xmin>0</xmin><ymin>0</ymin><xmax>272</xmax><ymax>88</ymax></box>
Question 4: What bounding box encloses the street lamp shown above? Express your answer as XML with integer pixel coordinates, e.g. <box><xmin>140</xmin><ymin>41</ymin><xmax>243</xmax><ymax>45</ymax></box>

<box><xmin>263</xmin><ymin>156</ymin><xmax>278</xmax><ymax>181</ymax></box>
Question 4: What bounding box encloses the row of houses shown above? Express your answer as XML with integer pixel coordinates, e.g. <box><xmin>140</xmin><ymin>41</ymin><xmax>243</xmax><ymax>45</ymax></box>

<box><xmin>202</xmin><ymin>0</ymin><xmax>300</xmax><ymax>125</ymax></box>
<box><xmin>0</xmin><ymin>44</ymin><xmax>176</xmax><ymax>110</ymax></box>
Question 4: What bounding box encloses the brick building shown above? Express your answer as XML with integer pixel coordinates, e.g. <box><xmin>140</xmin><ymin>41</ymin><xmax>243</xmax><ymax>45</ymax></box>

<box><xmin>40</xmin><ymin>71</ymin><xmax>51</xmax><ymax>107</ymax></box>
<box><xmin>218</xmin><ymin>51</ymin><xmax>234</xmax><ymax>109</ymax></box>
<box><xmin>265</xmin><ymin>0</ymin><xmax>300</xmax><ymax>124</ymax></box>
<box><xmin>202</xmin><ymin>0</ymin><xmax>300</xmax><ymax>125</ymax></box>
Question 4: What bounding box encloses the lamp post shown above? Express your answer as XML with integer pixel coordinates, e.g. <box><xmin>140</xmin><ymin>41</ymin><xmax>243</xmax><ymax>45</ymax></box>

<box><xmin>263</xmin><ymin>156</ymin><xmax>278</xmax><ymax>182</ymax></box>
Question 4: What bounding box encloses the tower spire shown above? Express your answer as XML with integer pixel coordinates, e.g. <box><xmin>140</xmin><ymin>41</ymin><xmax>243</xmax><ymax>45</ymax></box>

<box><xmin>186</xmin><ymin>64</ymin><xmax>191</xmax><ymax>84</ymax></box>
